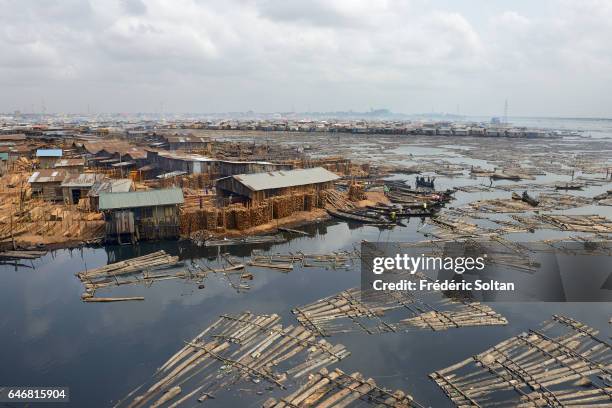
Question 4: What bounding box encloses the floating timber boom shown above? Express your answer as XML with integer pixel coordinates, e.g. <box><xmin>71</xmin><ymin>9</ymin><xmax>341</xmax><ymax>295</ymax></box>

<box><xmin>430</xmin><ymin>314</ymin><xmax>612</xmax><ymax>407</ymax></box>
<box><xmin>292</xmin><ymin>287</ymin><xmax>507</xmax><ymax>336</ymax></box>
<box><xmin>77</xmin><ymin>250</ymin><xmax>180</xmax><ymax>281</ymax></box>
<box><xmin>262</xmin><ymin>367</ymin><xmax>424</xmax><ymax>408</ymax></box>
<box><xmin>117</xmin><ymin>312</ymin><xmax>349</xmax><ymax>408</ymax></box>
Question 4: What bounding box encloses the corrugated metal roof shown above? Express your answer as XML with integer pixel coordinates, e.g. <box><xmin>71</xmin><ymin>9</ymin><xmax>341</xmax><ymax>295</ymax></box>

<box><xmin>36</xmin><ymin>149</ymin><xmax>63</xmax><ymax>157</ymax></box>
<box><xmin>99</xmin><ymin>188</ymin><xmax>184</xmax><ymax>210</ymax></box>
<box><xmin>54</xmin><ymin>158</ymin><xmax>85</xmax><ymax>167</ymax></box>
<box><xmin>232</xmin><ymin>167</ymin><xmax>339</xmax><ymax>191</ymax></box>
<box><xmin>88</xmin><ymin>179</ymin><xmax>134</xmax><ymax>196</ymax></box>
<box><xmin>60</xmin><ymin>173</ymin><xmax>104</xmax><ymax>187</ymax></box>
<box><xmin>28</xmin><ymin>169</ymin><xmax>67</xmax><ymax>183</ymax></box>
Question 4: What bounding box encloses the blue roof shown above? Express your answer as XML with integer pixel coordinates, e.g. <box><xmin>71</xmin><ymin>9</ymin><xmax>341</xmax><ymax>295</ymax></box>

<box><xmin>36</xmin><ymin>149</ymin><xmax>63</xmax><ymax>157</ymax></box>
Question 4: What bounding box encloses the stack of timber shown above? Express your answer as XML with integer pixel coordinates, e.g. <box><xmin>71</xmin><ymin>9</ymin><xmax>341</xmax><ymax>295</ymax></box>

<box><xmin>430</xmin><ymin>314</ymin><xmax>612</xmax><ymax>408</ymax></box>
<box><xmin>322</xmin><ymin>189</ymin><xmax>356</xmax><ymax>211</ymax></box>
<box><xmin>292</xmin><ymin>288</ymin><xmax>507</xmax><ymax>337</ymax></box>
<box><xmin>347</xmin><ymin>182</ymin><xmax>366</xmax><ymax>201</ymax></box>
<box><xmin>262</xmin><ymin>367</ymin><xmax>423</xmax><ymax>408</ymax></box>
<box><xmin>117</xmin><ymin>312</ymin><xmax>350</xmax><ymax>407</ymax></box>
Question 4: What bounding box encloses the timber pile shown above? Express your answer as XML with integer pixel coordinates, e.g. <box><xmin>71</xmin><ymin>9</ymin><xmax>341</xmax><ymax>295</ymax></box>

<box><xmin>430</xmin><ymin>314</ymin><xmax>612</xmax><ymax>408</ymax></box>
<box><xmin>321</xmin><ymin>190</ymin><xmax>356</xmax><ymax>211</ymax></box>
<box><xmin>117</xmin><ymin>312</ymin><xmax>350</xmax><ymax>407</ymax></box>
<box><xmin>262</xmin><ymin>367</ymin><xmax>422</xmax><ymax>408</ymax></box>
<box><xmin>180</xmin><ymin>192</ymin><xmax>319</xmax><ymax>235</ymax></box>
<box><xmin>293</xmin><ymin>288</ymin><xmax>507</xmax><ymax>336</ymax></box>
<box><xmin>347</xmin><ymin>182</ymin><xmax>366</xmax><ymax>201</ymax></box>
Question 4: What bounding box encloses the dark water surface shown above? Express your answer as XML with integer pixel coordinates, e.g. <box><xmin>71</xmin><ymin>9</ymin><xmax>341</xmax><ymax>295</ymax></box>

<box><xmin>1</xmin><ymin>219</ymin><xmax>610</xmax><ymax>407</ymax></box>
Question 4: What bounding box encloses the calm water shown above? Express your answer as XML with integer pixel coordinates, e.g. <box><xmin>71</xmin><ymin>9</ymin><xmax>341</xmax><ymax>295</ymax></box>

<box><xmin>1</xmin><ymin>122</ymin><xmax>611</xmax><ymax>407</ymax></box>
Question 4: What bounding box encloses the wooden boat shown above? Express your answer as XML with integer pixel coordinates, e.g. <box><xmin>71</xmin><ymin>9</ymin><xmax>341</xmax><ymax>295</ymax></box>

<box><xmin>326</xmin><ymin>209</ymin><xmax>395</xmax><ymax>225</ymax></box>
<box><xmin>366</xmin><ymin>205</ymin><xmax>436</xmax><ymax>217</ymax></box>
<box><xmin>416</xmin><ymin>176</ymin><xmax>435</xmax><ymax>189</ymax></box>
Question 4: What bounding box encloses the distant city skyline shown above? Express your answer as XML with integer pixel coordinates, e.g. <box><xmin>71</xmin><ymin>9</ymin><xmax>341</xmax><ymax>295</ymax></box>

<box><xmin>2</xmin><ymin>0</ymin><xmax>611</xmax><ymax>117</ymax></box>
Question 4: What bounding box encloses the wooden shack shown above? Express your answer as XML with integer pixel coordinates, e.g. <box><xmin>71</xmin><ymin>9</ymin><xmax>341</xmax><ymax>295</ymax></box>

<box><xmin>60</xmin><ymin>173</ymin><xmax>105</xmax><ymax>205</ymax></box>
<box><xmin>216</xmin><ymin>167</ymin><xmax>339</xmax><ymax>205</ymax></box>
<box><xmin>36</xmin><ymin>149</ymin><xmax>63</xmax><ymax>168</ymax></box>
<box><xmin>98</xmin><ymin>188</ymin><xmax>184</xmax><ymax>243</ymax></box>
<box><xmin>88</xmin><ymin>178</ymin><xmax>134</xmax><ymax>211</ymax></box>
<box><xmin>28</xmin><ymin>169</ymin><xmax>68</xmax><ymax>201</ymax></box>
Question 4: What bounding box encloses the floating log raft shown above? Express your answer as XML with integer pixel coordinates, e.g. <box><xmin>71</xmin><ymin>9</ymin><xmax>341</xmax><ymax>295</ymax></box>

<box><xmin>117</xmin><ymin>312</ymin><xmax>350</xmax><ymax>408</ymax></box>
<box><xmin>0</xmin><ymin>249</ymin><xmax>47</xmax><ymax>259</ymax></box>
<box><xmin>472</xmin><ymin>193</ymin><xmax>592</xmax><ymax>213</ymax></box>
<box><xmin>202</xmin><ymin>235</ymin><xmax>286</xmax><ymax>247</ymax></box>
<box><xmin>76</xmin><ymin>251</ymin><xmax>248</xmax><ymax>299</ymax></box>
<box><xmin>292</xmin><ymin>287</ymin><xmax>507</xmax><ymax>336</ymax></box>
<box><xmin>262</xmin><ymin>367</ymin><xmax>424</xmax><ymax>408</ymax></box>
<box><xmin>512</xmin><ymin>214</ymin><xmax>612</xmax><ymax>234</ymax></box>
<box><xmin>77</xmin><ymin>250</ymin><xmax>180</xmax><ymax>281</ymax></box>
<box><xmin>250</xmin><ymin>250</ymin><xmax>359</xmax><ymax>270</ymax></box>
<box><xmin>430</xmin><ymin>314</ymin><xmax>612</xmax><ymax>408</ymax></box>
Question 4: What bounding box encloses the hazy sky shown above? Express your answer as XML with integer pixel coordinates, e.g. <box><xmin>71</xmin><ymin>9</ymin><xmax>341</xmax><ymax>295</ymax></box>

<box><xmin>2</xmin><ymin>0</ymin><xmax>611</xmax><ymax>117</ymax></box>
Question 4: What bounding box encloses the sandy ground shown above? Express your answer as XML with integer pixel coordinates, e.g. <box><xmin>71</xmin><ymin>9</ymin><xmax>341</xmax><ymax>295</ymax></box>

<box><xmin>355</xmin><ymin>191</ymin><xmax>390</xmax><ymax>207</ymax></box>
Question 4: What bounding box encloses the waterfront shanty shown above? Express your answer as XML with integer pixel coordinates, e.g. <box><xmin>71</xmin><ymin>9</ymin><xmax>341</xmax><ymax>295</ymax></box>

<box><xmin>28</xmin><ymin>169</ymin><xmax>68</xmax><ymax>201</ymax></box>
<box><xmin>216</xmin><ymin>167</ymin><xmax>340</xmax><ymax>205</ymax></box>
<box><xmin>60</xmin><ymin>173</ymin><xmax>105</xmax><ymax>205</ymax></box>
<box><xmin>98</xmin><ymin>188</ymin><xmax>184</xmax><ymax>242</ymax></box>
<box><xmin>36</xmin><ymin>148</ymin><xmax>63</xmax><ymax>168</ymax></box>
<box><xmin>88</xmin><ymin>178</ymin><xmax>134</xmax><ymax>210</ymax></box>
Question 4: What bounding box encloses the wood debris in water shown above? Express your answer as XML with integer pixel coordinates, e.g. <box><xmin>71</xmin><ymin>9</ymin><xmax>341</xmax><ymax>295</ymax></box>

<box><xmin>512</xmin><ymin>214</ymin><xmax>612</xmax><ymax>234</ymax></box>
<box><xmin>262</xmin><ymin>367</ymin><xmax>424</xmax><ymax>408</ymax></box>
<box><xmin>292</xmin><ymin>287</ymin><xmax>507</xmax><ymax>336</ymax></box>
<box><xmin>468</xmin><ymin>193</ymin><xmax>592</xmax><ymax>213</ymax></box>
<box><xmin>0</xmin><ymin>249</ymin><xmax>47</xmax><ymax>259</ymax></box>
<box><xmin>430</xmin><ymin>314</ymin><xmax>612</xmax><ymax>408</ymax></box>
<box><xmin>249</xmin><ymin>249</ymin><xmax>360</xmax><ymax>271</ymax></box>
<box><xmin>117</xmin><ymin>312</ymin><xmax>350</xmax><ymax>407</ymax></box>
<box><xmin>76</xmin><ymin>250</ymin><xmax>247</xmax><ymax>298</ymax></box>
